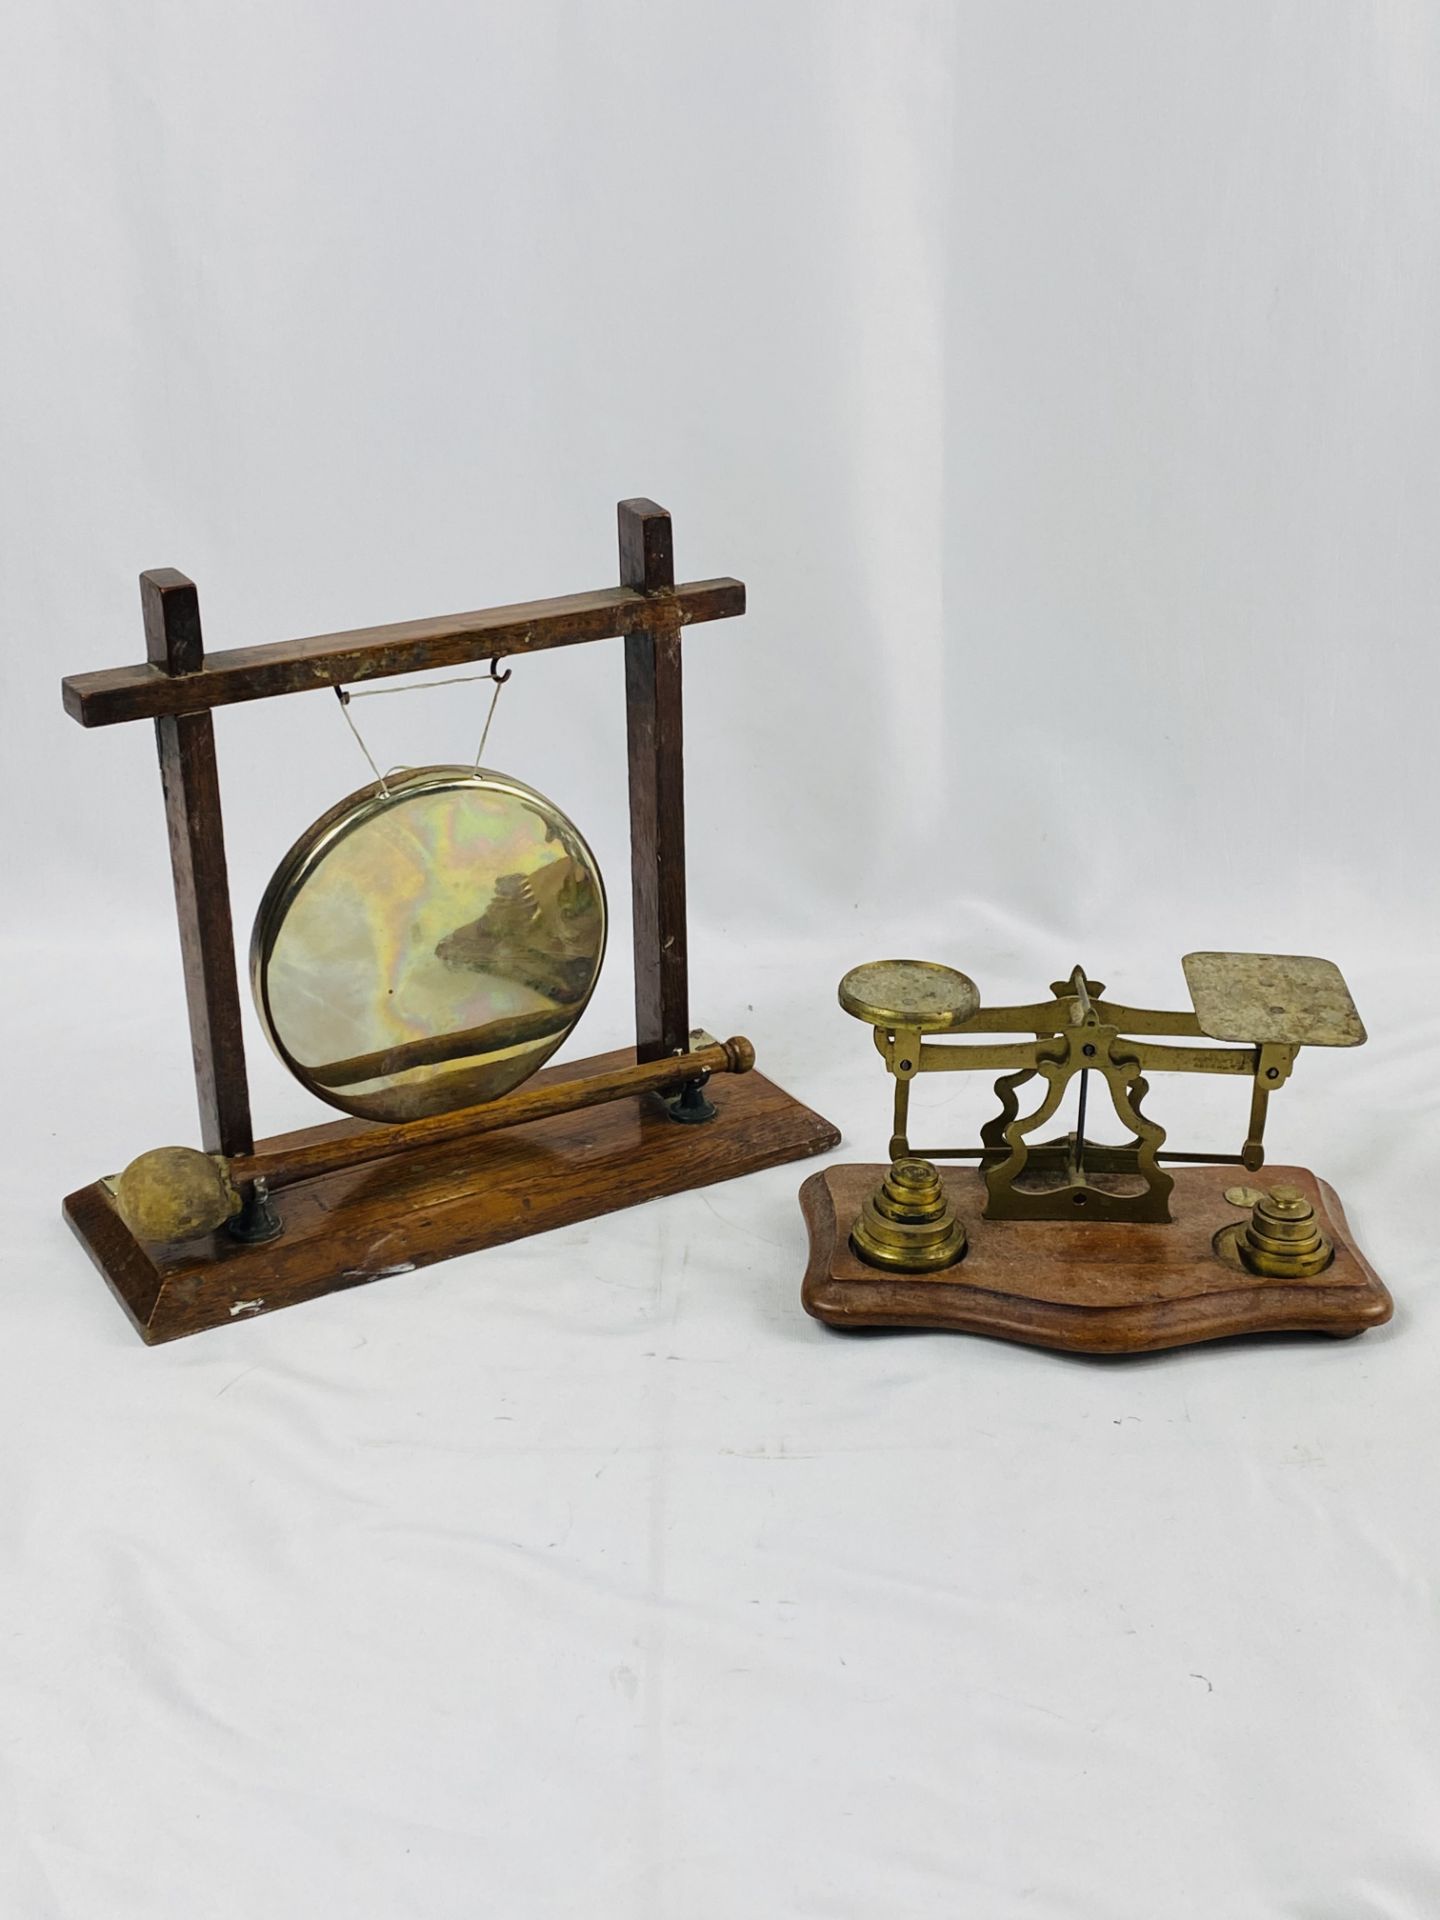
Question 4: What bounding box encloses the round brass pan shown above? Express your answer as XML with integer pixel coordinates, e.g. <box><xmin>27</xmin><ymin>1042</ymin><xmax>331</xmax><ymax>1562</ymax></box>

<box><xmin>251</xmin><ymin>765</ymin><xmax>606</xmax><ymax>1122</ymax></box>
<box><xmin>838</xmin><ymin>959</ymin><xmax>980</xmax><ymax>1032</ymax></box>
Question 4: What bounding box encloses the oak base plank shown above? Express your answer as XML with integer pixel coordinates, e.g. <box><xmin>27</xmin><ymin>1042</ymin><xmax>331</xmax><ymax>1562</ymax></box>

<box><xmin>65</xmin><ymin>1049</ymin><xmax>839</xmax><ymax>1344</ymax></box>
<box><xmin>800</xmin><ymin>1164</ymin><xmax>1391</xmax><ymax>1353</ymax></box>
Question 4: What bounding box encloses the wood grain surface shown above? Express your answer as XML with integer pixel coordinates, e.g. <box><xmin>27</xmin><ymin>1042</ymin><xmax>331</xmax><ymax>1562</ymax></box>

<box><xmin>620</xmin><ymin>498</ymin><xmax>690</xmax><ymax>1064</ymax></box>
<box><xmin>63</xmin><ymin>578</ymin><xmax>745</xmax><ymax>727</ymax></box>
<box><xmin>800</xmin><ymin>1164</ymin><xmax>1392</xmax><ymax>1353</ymax></box>
<box><xmin>141</xmin><ymin>570</ymin><xmax>254</xmax><ymax>1158</ymax></box>
<box><xmin>64</xmin><ymin>1049</ymin><xmax>840</xmax><ymax>1344</ymax></box>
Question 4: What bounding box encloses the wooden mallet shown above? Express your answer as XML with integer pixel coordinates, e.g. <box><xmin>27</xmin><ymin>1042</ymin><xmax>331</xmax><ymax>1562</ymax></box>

<box><xmin>113</xmin><ymin>1035</ymin><xmax>755</xmax><ymax>1244</ymax></box>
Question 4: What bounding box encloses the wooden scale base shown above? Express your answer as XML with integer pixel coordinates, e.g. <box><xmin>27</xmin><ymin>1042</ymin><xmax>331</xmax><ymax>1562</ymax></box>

<box><xmin>800</xmin><ymin>1164</ymin><xmax>1391</xmax><ymax>1354</ymax></box>
<box><xmin>67</xmin><ymin>1049</ymin><xmax>839</xmax><ymax>1345</ymax></box>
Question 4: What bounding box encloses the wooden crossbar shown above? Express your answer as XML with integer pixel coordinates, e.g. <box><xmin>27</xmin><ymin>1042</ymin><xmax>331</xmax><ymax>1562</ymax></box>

<box><xmin>62</xmin><ymin>575</ymin><xmax>745</xmax><ymax>727</ymax></box>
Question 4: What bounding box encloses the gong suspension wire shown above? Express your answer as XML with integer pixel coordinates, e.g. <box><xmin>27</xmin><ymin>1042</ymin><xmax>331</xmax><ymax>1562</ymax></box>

<box><xmin>471</xmin><ymin>667</ymin><xmax>509</xmax><ymax>770</ymax></box>
<box><xmin>332</xmin><ymin>660</ymin><xmax>512</xmax><ymax>794</ymax></box>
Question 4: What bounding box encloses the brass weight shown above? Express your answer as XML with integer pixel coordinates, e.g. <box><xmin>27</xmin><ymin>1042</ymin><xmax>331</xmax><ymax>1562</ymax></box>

<box><xmin>849</xmin><ymin>1158</ymin><xmax>967</xmax><ymax>1273</ymax></box>
<box><xmin>1219</xmin><ymin>1184</ymin><xmax>1335</xmax><ymax>1278</ymax></box>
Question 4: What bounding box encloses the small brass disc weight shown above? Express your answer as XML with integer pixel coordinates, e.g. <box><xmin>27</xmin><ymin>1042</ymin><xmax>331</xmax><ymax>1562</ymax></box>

<box><xmin>252</xmin><ymin>765</ymin><xmax>606</xmax><ymax>1123</ymax></box>
<box><xmin>838</xmin><ymin>960</ymin><xmax>980</xmax><ymax>1033</ymax></box>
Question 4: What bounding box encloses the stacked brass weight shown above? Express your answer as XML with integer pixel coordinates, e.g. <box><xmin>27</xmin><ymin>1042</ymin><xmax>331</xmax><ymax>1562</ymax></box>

<box><xmin>1228</xmin><ymin>1185</ymin><xmax>1335</xmax><ymax>1278</ymax></box>
<box><xmin>850</xmin><ymin>1158</ymin><xmax>967</xmax><ymax>1273</ymax></box>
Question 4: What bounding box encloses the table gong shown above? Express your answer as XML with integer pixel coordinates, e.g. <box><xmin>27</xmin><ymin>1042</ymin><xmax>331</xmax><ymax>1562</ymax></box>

<box><xmin>61</xmin><ymin>498</ymin><xmax>839</xmax><ymax>1342</ymax></box>
<box><xmin>801</xmin><ymin>954</ymin><xmax>1390</xmax><ymax>1354</ymax></box>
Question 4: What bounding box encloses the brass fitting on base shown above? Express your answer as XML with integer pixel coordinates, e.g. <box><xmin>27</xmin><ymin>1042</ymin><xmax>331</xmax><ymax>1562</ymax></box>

<box><xmin>850</xmin><ymin>1158</ymin><xmax>967</xmax><ymax>1273</ymax></box>
<box><xmin>1231</xmin><ymin>1185</ymin><xmax>1334</xmax><ymax>1278</ymax></box>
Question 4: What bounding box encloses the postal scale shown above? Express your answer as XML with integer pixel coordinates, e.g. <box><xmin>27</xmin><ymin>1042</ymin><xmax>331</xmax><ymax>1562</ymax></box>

<box><xmin>801</xmin><ymin>953</ymin><xmax>1390</xmax><ymax>1353</ymax></box>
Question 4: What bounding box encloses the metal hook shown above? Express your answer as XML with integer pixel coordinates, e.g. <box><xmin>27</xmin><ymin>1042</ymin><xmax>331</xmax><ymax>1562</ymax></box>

<box><xmin>487</xmin><ymin>657</ymin><xmax>512</xmax><ymax>685</ymax></box>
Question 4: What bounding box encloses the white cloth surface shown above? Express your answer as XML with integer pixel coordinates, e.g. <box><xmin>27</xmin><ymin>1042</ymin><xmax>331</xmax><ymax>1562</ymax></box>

<box><xmin>3</xmin><ymin>937</ymin><xmax>1437</xmax><ymax>1919</ymax></box>
<box><xmin>4</xmin><ymin>2</ymin><xmax>1440</xmax><ymax>1914</ymax></box>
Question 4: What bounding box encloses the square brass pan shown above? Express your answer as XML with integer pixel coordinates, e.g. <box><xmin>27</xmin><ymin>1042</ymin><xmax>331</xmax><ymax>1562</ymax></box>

<box><xmin>1182</xmin><ymin>952</ymin><xmax>1365</xmax><ymax>1047</ymax></box>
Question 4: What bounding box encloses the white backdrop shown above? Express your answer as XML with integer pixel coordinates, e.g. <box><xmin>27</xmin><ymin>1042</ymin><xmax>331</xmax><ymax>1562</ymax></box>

<box><xmin>3</xmin><ymin>3</ymin><xmax>1439</xmax><ymax>1915</ymax></box>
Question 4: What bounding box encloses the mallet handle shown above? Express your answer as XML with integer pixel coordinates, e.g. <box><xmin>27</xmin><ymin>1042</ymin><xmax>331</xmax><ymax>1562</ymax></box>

<box><xmin>230</xmin><ymin>1036</ymin><xmax>756</xmax><ymax>1194</ymax></box>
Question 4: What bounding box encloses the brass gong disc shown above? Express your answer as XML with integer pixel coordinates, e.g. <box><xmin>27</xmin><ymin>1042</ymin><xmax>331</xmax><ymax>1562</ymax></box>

<box><xmin>251</xmin><ymin>765</ymin><xmax>607</xmax><ymax>1122</ymax></box>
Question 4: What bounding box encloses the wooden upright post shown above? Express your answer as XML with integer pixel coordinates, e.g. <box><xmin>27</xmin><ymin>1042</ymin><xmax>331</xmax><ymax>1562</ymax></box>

<box><xmin>141</xmin><ymin>570</ymin><xmax>254</xmax><ymax>1158</ymax></box>
<box><xmin>619</xmin><ymin>499</ymin><xmax>689</xmax><ymax>1065</ymax></box>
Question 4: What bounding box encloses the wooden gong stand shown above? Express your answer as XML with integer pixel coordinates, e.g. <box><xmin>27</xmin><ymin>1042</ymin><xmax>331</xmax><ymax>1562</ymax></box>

<box><xmin>61</xmin><ymin>498</ymin><xmax>839</xmax><ymax>1343</ymax></box>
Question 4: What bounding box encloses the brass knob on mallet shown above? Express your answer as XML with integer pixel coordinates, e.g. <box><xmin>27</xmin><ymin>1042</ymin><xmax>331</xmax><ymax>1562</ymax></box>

<box><xmin>112</xmin><ymin>1034</ymin><xmax>757</xmax><ymax>1246</ymax></box>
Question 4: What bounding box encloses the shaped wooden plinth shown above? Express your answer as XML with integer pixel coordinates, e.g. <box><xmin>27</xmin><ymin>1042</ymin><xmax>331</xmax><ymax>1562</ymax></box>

<box><xmin>66</xmin><ymin>1049</ymin><xmax>840</xmax><ymax>1344</ymax></box>
<box><xmin>801</xmin><ymin>1164</ymin><xmax>1391</xmax><ymax>1354</ymax></box>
